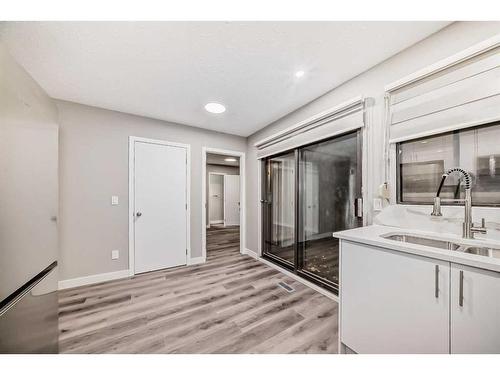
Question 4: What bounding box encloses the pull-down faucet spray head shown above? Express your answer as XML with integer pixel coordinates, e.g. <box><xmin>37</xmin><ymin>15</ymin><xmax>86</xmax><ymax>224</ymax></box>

<box><xmin>430</xmin><ymin>168</ymin><xmax>487</xmax><ymax>239</ymax></box>
<box><xmin>431</xmin><ymin>168</ymin><xmax>472</xmax><ymax>217</ymax></box>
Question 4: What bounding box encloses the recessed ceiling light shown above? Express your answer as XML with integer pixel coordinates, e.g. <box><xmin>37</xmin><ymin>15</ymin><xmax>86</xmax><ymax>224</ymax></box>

<box><xmin>295</xmin><ymin>70</ymin><xmax>305</xmax><ymax>78</ymax></box>
<box><xmin>224</xmin><ymin>157</ymin><xmax>237</xmax><ymax>162</ymax></box>
<box><xmin>205</xmin><ymin>102</ymin><xmax>226</xmax><ymax>114</ymax></box>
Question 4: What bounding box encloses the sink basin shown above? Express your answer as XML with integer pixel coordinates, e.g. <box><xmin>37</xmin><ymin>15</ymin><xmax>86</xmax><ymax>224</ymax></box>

<box><xmin>463</xmin><ymin>247</ymin><xmax>500</xmax><ymax>259</ymax></box>
<box><xmin>464</xmin><ymin>247</ymin><xmax>491</xmax><ymax>256</ymax></box>
<box><xmin>382</xmin><ymin>234</ymin><xmax>500</xmax><ymax>259</ymax></box>
<box><xmin>383</xmin><ymin>234</ymin><xmax>462</xmax><ymax>250</ymax></box>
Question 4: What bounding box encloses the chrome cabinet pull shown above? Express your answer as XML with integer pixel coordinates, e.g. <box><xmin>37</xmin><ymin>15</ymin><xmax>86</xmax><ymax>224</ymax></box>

<box><xmin>435</xmin><ymin>265</ymin><xmax>439</xmax><ymax>298</ymax></box>
<box><xmin>459</xmin><ymin>270</ymin><xmax>464</xmax><ymax>307</ymax></box>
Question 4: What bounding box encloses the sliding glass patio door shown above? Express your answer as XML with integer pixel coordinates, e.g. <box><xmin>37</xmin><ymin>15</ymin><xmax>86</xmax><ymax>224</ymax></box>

<box><xmin>297</xmin><ymin>132</ymin><xmax>362</xmax><ymax>290</ymax></box>
<box><xmin>261</xmin><ymin>130</ymin><xmax>363</xmax><ymax>293</ymax></box>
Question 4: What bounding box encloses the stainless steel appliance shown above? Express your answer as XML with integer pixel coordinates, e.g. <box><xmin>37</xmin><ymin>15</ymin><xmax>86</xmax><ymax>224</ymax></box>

<box><xmin>0</xmin><ymin>120</ymin><xmax>59</xmax><ymax>353</ymax></box>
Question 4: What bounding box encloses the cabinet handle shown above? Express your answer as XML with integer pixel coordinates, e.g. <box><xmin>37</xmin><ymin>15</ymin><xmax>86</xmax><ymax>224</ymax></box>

<box><xmin>354</xmin><ymin>198</ymin><xmax>363</xmax><ymax>218</ymax></box>
<box><xmin>435</xmin><ymin>265</ymin><xmax>439</xmax><ymax>298</ymax></box>
<box><xmin>459</xmin><ymin>270</ymin><xmax>464</xmax><ymax>307</ymax></box>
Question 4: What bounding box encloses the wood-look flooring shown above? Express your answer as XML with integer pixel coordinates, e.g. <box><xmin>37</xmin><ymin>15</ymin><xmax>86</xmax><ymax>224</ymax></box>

<box><xmin>58</xmin><ymin>225</ymin><xmax>338</xmax><ymax>354</ymax></box>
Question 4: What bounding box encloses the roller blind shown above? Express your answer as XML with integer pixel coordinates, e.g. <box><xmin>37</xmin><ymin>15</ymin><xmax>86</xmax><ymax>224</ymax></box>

<box><xmin>386</xmin><ymin>36</ymin><xmax>500</xmax><ymax>143</ymax></box>
<box><xmin>255</xmin><ymin>96</ymin><xmax>365</xmax><ymax>159</ymax></box>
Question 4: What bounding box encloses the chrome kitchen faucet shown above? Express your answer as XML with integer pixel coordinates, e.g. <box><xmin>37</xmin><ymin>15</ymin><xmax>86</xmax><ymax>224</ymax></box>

<box><xmin>430</xmin><ymin>168</ymin><xmax>487</xmax><ymax>239</ymax></box>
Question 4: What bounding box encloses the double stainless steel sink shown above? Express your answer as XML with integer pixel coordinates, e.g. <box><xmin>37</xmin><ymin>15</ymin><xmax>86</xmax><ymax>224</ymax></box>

<box><xmin>382</xmin><ymin>233</ymin><xmax>500</xmax><ymax>258</ymax></box>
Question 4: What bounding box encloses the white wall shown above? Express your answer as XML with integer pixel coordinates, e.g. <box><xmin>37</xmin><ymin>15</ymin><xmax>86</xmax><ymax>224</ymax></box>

<box><xmin>0</xmin><ymin>41</ymin><xmax>60</xmax><ymax>296</ymax></box>
<box><xmin>57</xmin><ymin>100</ymin><xmax>246</xmax><ymax>281</ymax></box>
<box><xmin>245</xmin><ymin>21</ymin><xmax>500</xmax><ymax>254</ymax></box>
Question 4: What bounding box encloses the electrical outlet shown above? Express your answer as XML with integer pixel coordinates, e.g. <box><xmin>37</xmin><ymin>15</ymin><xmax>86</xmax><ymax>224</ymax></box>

<box><xmin>111</xmin><ymin>250</ymin><xmax>119</xmax><ymax>260</ymax></box>
<box><xmin>111</xmin><ymin>196</ymin><xmax>119</xmax><ymax>205</ymax></box>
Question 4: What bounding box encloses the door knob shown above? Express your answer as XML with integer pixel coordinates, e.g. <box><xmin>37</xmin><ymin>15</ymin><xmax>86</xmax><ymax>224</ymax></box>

<box><xmin>136</xmin><ymin>212</ymin><xmax>142</xmax><ymax>217</ymax></box>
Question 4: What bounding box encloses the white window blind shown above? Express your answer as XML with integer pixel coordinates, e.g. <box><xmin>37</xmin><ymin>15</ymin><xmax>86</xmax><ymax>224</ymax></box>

<box><xmin>255</xmin><ymin>96</ymin><xmax>365</xmax><ymax>159</ymax></box>
<box><xmin>386</xmin><ymin>35</ymin><xmax>500</xmax><ymax>143</ymax></box>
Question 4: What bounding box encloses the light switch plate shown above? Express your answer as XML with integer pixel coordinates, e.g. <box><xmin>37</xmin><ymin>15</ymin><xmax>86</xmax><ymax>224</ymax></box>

<box><xmin>111</xmin><ymin>196</ymin><xmax>119</xmax><ymax>205</ymax></box>
<box><xmin>111</xmin><ymin>250</ymin><xmax>119</xmax><ymax>260</ymax></box>
<box><xmin>373</xmin><ymin>198</ymin><xmax>383</xmax><ymax>211</ymax></box>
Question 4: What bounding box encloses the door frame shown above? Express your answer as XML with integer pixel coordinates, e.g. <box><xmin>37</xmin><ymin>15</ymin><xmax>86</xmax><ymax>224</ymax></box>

<box><xmin>128</xmin><ymin>136</ymin><xmax>191</xmax><ymax>276</ymax></box>
<box><xmin>202</xmin><ymin>147</ymin><xmax>246</xmax><ymax>261</ymax></box>
<box><xmin>207</xmin><ymin>171</ymin><xmax>226</xmax><ymax>227</ymax></box>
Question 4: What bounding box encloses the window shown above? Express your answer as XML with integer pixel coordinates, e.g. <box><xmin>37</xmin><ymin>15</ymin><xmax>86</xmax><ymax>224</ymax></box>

<box><xmin>397</xmin><ymin>121</ymin><xmax>500</xmax><ymax>206</ymax></box>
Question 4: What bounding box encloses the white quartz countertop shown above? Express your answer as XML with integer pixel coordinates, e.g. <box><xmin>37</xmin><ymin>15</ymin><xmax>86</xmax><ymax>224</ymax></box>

<box><xmin>333</xmin><ymin>225</ymin><xmax>500</xmax><ymax>273</ymax></box>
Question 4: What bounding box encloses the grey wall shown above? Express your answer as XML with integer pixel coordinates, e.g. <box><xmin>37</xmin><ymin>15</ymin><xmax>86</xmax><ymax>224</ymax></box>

<box><xmin>57</xmin><ymin>100</ymin><xmax>246</xmax><ymax>280</ymax></box>
<box><xmin>0</xmin><ymin>41</ymin><xmax>60</xmax><ymax>296</ymax></box>
<box><xmin>245</xmin><ymin>21</ymin><xmax>500</xmax><ymax>254</ymax></box>
<box><xmin>205</xmin><ymin>164</ymin><xmax>240</xmax><ymax>224</ymax></box>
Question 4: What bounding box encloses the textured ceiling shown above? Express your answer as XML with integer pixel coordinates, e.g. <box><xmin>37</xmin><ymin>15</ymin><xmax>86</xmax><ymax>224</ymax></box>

<box><xmin>0</xmin><ymin>21</ymin><xmax>450</xmax><ymax>136</ymax></box>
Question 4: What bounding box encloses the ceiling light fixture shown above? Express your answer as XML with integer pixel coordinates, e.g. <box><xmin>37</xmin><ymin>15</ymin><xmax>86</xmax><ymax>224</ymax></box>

<box><xmin>295</xmin><ymin>70</ymin><xmax>305</xmax><ymax>78</ymax></box>
<box><xmin>204</xmin><ymin>102</ymin><xmax>226</xmax><ymax>114</ymax></box>
<box><xmin>224</xmin><ymin>157</ymin><xmax>237</xmax><ymax>162</ymax></box>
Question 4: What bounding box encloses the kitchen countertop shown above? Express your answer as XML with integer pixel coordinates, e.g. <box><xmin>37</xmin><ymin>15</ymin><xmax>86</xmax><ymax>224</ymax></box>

<box><xmin>333</xmin><ymin>224</ymin><xmax>500</xmax><ymax>273</ymax></box>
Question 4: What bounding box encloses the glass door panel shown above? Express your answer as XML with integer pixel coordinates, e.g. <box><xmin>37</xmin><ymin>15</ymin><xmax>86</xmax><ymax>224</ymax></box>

<box><xmin>298</xmin><ymin>131</ymin><xmax>362</xmax><ymax>290</ymax></box>
<box><xmin>262</xmin><ymin>152</ymin><xmax>295</xmax><ymax>265</ymax></box>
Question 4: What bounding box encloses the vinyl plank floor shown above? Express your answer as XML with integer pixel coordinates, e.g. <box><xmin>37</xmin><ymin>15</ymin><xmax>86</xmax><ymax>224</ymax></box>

<box><xmin>58</xmin><ymin>225</ymin><xmax>338</xmax><ymax>353</ymax></box>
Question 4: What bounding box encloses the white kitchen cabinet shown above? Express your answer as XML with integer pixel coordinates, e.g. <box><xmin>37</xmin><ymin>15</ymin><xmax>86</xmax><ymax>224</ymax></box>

<box><xmin>451</xmin><ymin>264</ymin><xmax>500</xmax><ymax>354</ymax></box>
<box><xmin>340</xmin><ymin>241</ymin><xmax>450</xmax><ymax>353</ymax></box>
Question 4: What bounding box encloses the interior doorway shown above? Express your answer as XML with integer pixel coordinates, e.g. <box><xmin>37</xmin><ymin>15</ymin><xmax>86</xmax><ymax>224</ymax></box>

<box><xmin>202</xmin><ymin>148</ymin><xmax>245</xmax><ymax>262</ymax></box>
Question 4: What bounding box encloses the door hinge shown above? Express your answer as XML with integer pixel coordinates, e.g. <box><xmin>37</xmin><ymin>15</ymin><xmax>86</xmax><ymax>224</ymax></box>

<box><xmin>186</xmin><ymin>249</ymin><xmax>188</xmax><ymax>255</ymax></box>
<box><xmin>185</xmin><ymin>203</ymin><xmax>188</xmax><ymax>210</ymax></box>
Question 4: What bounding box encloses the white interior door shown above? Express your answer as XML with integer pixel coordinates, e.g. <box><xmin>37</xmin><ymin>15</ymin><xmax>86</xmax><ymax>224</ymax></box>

<box><xmin>209</xmin><ymin>174</ymin><xmax>224</xmax><ymax>224</ymax></box>
<box><xmin>224</xmin><ymin>175</ymin><xmax>240</xmax><ymax>226</ymax></box>
<box><xmin>134</xmin><ymin>141</ymin><xmax>187</xmax><ymax>274</ymax></box>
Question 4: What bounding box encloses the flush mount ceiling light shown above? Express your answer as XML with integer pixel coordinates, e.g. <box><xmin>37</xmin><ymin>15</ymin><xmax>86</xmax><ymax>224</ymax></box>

<box><xmin>224</xmin><ymin>157</ymin><xmax>237</xmax><ymax>162</ymax></box>
<box><xmin>204</xmin><ymin>102</ymin><xmax>226</xmax><ymax>114</ymax></box>
<box><xmin>295</xmin><ymin>70</ymin><xmax>305</xmax><ymax>78</ymax></box>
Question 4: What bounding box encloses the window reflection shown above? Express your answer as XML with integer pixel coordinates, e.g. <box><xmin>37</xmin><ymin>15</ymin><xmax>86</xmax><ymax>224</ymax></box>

<box><xmin>397</xmin><ymin>122</ymin><xmax>500</xmax><ymax>205</ymax></box>
<box><xmin>299</xmin><ymin>133</ymin><xmax>361</xmax><ymax>285</ymax></box>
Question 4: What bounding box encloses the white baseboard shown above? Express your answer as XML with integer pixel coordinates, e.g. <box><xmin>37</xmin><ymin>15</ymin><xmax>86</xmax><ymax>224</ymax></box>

<box><xmin>187</xmin><ymin>256</ymin><xmax>206</xmax><ymax>266</ymax></box>
<box><xmin>242</xmin><ymin>247</ymin><xmax>259</xmax><ymax>260</ymax></box>
<box><xmin>243</xmin><ymin>248</ymin><xmax>338</xmax><ymax>302</ymax></box>
<box><xmin>58</xmin><ymin>269</ymin><xmax>130</xmax><ymax>290</ymax></box>
<box><xmin>210</xmin><ymin>220</ymin><xmax>223</xmax><ymax>224</ymax></box>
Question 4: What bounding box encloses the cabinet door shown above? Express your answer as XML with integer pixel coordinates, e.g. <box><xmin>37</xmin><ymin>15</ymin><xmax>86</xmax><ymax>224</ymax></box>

<box><xmin>451</xmin><ymin>264</ymin><xmax>500</xmax><ymax>353</ymax></box>
<box><xmin>340</xmin><ymin>241</ymin><xmax>450</xmax><ymax>353</ymax></box>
